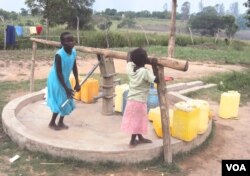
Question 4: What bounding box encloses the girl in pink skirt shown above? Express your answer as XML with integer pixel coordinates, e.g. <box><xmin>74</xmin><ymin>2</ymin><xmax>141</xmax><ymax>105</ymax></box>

<box><xmin>121</xmin><ymin>47</ymin><xmax>159</xmax><ymax>147</ymax></box>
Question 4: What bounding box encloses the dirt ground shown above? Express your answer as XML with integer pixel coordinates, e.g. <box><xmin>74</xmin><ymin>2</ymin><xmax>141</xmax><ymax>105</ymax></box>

<box><xmin>179</xmin><ymin>101</ymin><xmax>250</xmax><ymax>176</ymax></box>
<box><xmin>0</xmin><ymin>58</ymin><xmax>249</xmax><ymax>176</ymax></box>
<box><xmin>0</xmin><ymin>58</ymin><xmax>245</xmax><ymax>81</ymax></box>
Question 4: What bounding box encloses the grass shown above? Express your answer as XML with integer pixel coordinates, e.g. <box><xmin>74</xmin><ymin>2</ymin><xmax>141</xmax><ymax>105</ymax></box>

<box><xmin>0</xmin><ymin>49</ymin><xmax>95</xmax><ymax>61</ymax></box>
<box><xmin>146</xmin><ymin>45</ymin><xmax>250</xmax><ymax>65</ymax></box>
<box><xmin>186</xmin><ymin>68</ymin><xmax>250</xmax><ymax>105</ymax></box>
<box><xmin>174</xmin><ymin>45</ymin><xmax>250</xmax><ymax>65</ymax></box>
<box><xmin>112</xmin><ymin>43</ymin><xmax>250</xmax><ymax>65</ymax></box>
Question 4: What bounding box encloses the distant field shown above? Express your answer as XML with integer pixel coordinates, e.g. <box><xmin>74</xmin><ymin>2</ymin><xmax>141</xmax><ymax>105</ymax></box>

<box><xmin>110</xmin><ymin>18</ymin><xmax>250</xmax><ymax>41</ymax></box>
<box><xmin>110</xmin><ymin>17</ymin><xmax>188</xmax><ymax>33</ymax></box>
<box><xmin>234</xmin><ymin>30</ymin><xmax>250</xmax><ymax>40</ymax></box>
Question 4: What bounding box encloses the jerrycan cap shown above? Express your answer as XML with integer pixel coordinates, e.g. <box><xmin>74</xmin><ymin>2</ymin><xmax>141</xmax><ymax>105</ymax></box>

<box><xmin>175</xmin><ymin>102</ymin><xmax>194</xmax><ymax>112</ymax></box>
<box><xmin>227</xmin><ymin>90</ymin><xmax>239</xmax><ymax>94</ymax></box>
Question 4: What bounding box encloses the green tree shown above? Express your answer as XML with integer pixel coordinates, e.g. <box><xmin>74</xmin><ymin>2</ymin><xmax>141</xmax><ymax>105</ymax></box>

<box><xmin>25</xmin><ymin>0</ymin><xmax>94</xmax><ymax>29</ymax></box>
<box><xmin>97</xmin><ymin>17</ymin><xmax>112</xmax><ymax>48</ymax></box>
<box><xmin>222</xmin><ymin>15</ymin><xmax>239</xmax><ymax>38</ymax></box>
<box><xmin>104</xmin><ymin>8</ymin><xmax>117</xmax><ymax>16</ymax></box>
<box><xmin>152</xmin><ymin>11</ymin><xmax>170</xmax><ymax>19</ymax></box>
<box><xmin>64</xmin><ymin>0</ymin><xmax>95</xmax><ymax>29</ymax></box>
<box><xmin>117</xmin><ymin>17</ymin><xmax>136</xmax><ymax>28</ymax></box>
<box><xmin>122</xmin><ymin>11</ymin><xmax>136</xmax><ymax>18</ymax></box>
<box><xmin>189</xmin><ymin>6</ymin><xmax>222</xmax><ymax>36</ymax></box>
<box><xmin>20</xmin><ymin>8</ymin><xmax>29</xmax><ymax>16</ymax></box>
<box><xmin>244</xmin><ymin>0</ymin><xmax>250</xmax><ymax>27</ymax></box>
<box><xmin>181</xmin><ymin>1</ymin><xmax>190</xmax><ymax>21</ymax></box>
<box><xmin>97</xmin><ymin>18</ymin><xmax>112</xmax><ymax>31</ymax></box>
<box><xmin>136</xmin><ymin>10</ymin><xmax>151</xmax><ymax>18</ymax></box>
<box><xmin>0</xmin><ymin>9</ymin><xmax>18</xmax><ymax>20</ymax></box>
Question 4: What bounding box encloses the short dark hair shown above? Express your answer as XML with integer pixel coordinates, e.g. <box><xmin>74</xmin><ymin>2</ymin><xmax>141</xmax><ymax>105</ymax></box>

<box><xmin>60</xmin><ymin>32</ymin><xmax>72</xmax><ymax>42</ymax></box>
<box><xmin>130</xmin><ymin>47</ymin><xmax>147</xmax><ymax>67</ymax></box>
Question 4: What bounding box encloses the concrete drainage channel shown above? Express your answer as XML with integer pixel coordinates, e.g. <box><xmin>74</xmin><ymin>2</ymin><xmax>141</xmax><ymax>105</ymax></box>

<box><xmin>167</xmin><ymin>81</ymin><xmax>217</xmax><ymax>103</ymax></box>
<box><xmin>1</xmin><ymin>81</ymin><xmax>215</xmax><ymax>163</ymax></box>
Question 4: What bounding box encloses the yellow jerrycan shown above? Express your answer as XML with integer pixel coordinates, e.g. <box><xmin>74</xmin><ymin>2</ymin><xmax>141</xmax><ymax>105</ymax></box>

<box><xmin>172</xmin><ymin>101</ymin><xmax>199</xmax><ymax>142</ymax></box>
<box><xmin>187</xmin><ymin>99</ymin><xmax>210</xmax><ymax>134</ymax></box>
<box><xmin>219</xmin><ymin>91</ymin><xmax>240</xmax><ymax>119</ymax></box>
<box><xmin>70</xmin><ymin>76</ymin><xmax>81</xmax><ymax>100</ymax></box>
<box><xmin>80</xmin><ymin>78</ymin><xmax>99</xmax><ymax>103</ymax></box>
<box><xmin>149</xmin><ymin>107</ymin><xmax>173</xmax><ymax>137</ymax></box>
<box><xmin>114</xmin><ymin>84</ymin><xmax>129</xmax><ymax>112</ymax></box>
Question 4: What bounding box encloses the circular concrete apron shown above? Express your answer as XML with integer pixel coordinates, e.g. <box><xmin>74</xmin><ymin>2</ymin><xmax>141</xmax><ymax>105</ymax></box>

<box><xmin>2</xmin><ymin>90</ymin><xmax>212</xmax><ymax>163</ymax></box>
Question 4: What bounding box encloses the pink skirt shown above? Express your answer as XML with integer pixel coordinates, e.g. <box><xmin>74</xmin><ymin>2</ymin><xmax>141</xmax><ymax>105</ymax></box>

<box><xmin>121</xmin><ymin>100</ymin><xmax>148</xmax><ymax>135</ymax></box>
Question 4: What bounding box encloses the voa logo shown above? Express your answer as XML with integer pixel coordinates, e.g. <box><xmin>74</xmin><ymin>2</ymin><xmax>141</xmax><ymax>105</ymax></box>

<box><xmin>226</xmin><ymin>164</ymin><xmax>247</xmax><ymax>172</ymax></box>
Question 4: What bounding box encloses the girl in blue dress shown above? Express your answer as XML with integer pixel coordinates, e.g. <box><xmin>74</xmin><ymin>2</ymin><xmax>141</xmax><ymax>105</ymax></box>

<box><xmin>47</xmin><ymin>32</ymin><xmax>80</xmax><ymax>130</ymax></box>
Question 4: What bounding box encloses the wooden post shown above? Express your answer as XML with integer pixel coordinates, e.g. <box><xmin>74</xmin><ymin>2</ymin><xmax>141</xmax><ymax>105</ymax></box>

<box><xmin>215</xmin><ymin>28</ymin><xmax>220</xmax><ymax>43</ymax></box>
<box><xmin>163</xmin><ymin>0</ymin><xmax>176</xmax><ymax>163</ymax></box>
<box><xmin>168</xmin><ymin>0</ymin><xmax>177</xmax><ymax>58</ymax></box>
<box><xmin>0</xmin><ymin>16</ymin><xmax>6</xmax><ymax>50</ymax></box>
<box><xmin>98</xmin><ymin>55</ymin><xmax>115</xmax><ymax>115</ymax></box>
<box><xmin>189</xmin><ymin>27</ymin><xmax>194</xmax><ymax>44</ymax></box>
<box><xmin>30</xmin><ymin>42</ymin><xmax>37</xmax><ymax>92</ymax></box>
<box><xmin>76</xmin><ymin>16</ymin><xmax>80</xmax><ymax>44</ymax></box>
<box><xmin>157</xmin><ymin>66</ymin><xmax>172</xmax><ymax>163</ymax></box>
<box><xmin>45</xmin><ymin>18</ymin><xmax>49</xmax><ymax>40</ymax></box>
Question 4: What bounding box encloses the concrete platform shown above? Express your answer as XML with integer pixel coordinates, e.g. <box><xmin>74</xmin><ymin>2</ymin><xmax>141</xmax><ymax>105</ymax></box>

<box><xmin>2</xmin><ymin>90</ymin><xmax>212</xmax><ymax>163</ymax></box>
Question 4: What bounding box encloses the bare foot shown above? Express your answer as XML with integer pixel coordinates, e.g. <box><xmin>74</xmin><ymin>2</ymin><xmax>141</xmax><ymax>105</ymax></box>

<box><xmin>58</xmin><ymin>123</ymin><xmax>69</xmax><ymax>130</ymax></box>
<box><xmin>48</xmin><ymin>124</ymin><xmax>61</xmax><ymax>131</ymax></box>
<box><xmin>138</xmin><ymin>138</ymin><xmax>152</xmax><ymax>144</ymax></box>
<box><xmin>129</xmin><ymin>139</ymin><xmax>139</xmax><ymax>148</ymax></box>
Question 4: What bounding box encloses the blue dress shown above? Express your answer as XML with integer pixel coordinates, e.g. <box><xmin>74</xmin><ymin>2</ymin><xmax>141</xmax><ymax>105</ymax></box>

<box><xmin>47</xmin><ymin>47</ymin><xmax>77</xmax><ymax>116</ymax></box>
